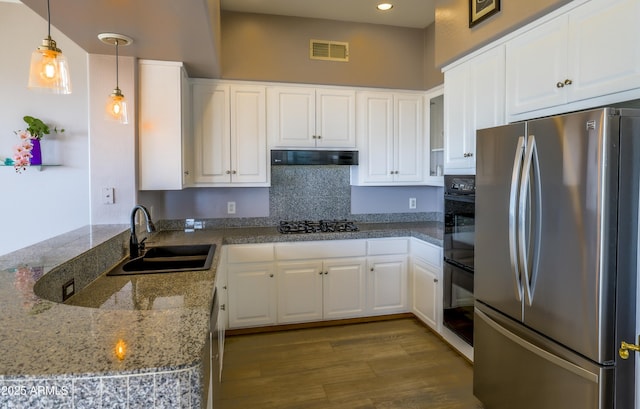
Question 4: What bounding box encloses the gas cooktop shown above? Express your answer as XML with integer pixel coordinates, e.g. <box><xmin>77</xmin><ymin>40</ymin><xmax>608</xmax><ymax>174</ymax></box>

<box><xmin>278</xmin><ymin>220</ymin><xmax>359</xmax><ymax>234</ymax></box>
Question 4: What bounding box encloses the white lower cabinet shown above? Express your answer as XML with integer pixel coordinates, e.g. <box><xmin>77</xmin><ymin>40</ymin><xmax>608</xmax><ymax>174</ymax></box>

<box><xmin>227</xmin><ymin>262</ymin><xmax>277</xmax><ymax>328</ymax></box>
<box><xmin>410</xmin><ymin>238</ymin><xmax>443</xmax><ymax>332</ymax></box>
<box><xmin>225</xmin><ymin>238</ymin><xmax>441</xmax><ymax>331</ymax></box>
<box><xmin>411</xmin><ymin>258</ymin><xmax>441</xmax><ymax>331</ymax></box>
<box><xmin>277</xmin><ymin>258</ymin><xmax>367</xmax><ymax>324</ymax></box>
<box><xmin>323</xmin><ymin>258</ymin><xmax>367</xmax><ymax>319</ymax></box>
<box><xmin>367</xmin><ymin>255</ymin><xmax>408</xmax><ymax>315</ymax></box>
<box><xmin>226</xmin><ymin>244</ymin><xmax>277</xmax><ymax>328</ymax></box>
<box><xmin>276</xmin><ymin>261</ymin><xmax>324</xmax><ymax>324</ymax></box>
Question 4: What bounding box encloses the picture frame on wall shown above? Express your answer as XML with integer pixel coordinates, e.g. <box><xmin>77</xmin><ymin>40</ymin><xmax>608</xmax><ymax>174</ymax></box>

<box><xmin>469</xmin><ymin>0</ymin><xmax>501</xmax><ymax>27</ymax></box>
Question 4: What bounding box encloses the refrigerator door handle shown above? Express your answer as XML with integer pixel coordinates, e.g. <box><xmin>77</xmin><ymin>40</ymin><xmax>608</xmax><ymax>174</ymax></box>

<box><xmin>519</xmin><ymin>135</ymin><xmax>542</xmax><ymax>306</ymax></box>
<box><xmin>509</xmin><ymin>136</ymin><xmax>525</xmax><ymax>302</ymax></box>
<box><xmin>476</xmin><ymin>308</ymin><xmax>599</xmax><ymax>384</ymax></box>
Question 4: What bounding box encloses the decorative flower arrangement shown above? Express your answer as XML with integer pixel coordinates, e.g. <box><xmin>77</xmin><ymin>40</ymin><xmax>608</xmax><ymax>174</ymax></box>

<box><xmin>11</xmin><ymin>130</ymin><xmax>35</xmax><ymax>173</ymax></box>
<box><xmin>3</xmin><ymin>115</ymin><xmax>64</xmax><ymax>173</ymax></box>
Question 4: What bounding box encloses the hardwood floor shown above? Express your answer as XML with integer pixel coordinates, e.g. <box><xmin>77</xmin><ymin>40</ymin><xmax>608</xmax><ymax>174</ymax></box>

<box><xmin>219</xmin><ymin>318</ymin><xmax>484</xmax><ymax>409</ymax></box>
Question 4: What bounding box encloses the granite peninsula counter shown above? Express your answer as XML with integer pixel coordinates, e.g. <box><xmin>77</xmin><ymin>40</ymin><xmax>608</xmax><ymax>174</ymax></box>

<box><xmin>0</xmin><ymin>221</ymin><xmax>442</xmax><ymax>408</ymax></box>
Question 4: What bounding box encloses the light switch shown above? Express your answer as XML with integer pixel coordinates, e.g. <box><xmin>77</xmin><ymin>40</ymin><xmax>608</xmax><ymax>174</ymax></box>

<box><xmin>102</xmin><ymin>187</ymin><xmax>115</xmax><ymax>204</ymax></box>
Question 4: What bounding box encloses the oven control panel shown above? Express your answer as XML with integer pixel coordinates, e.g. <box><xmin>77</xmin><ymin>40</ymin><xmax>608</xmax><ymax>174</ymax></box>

<box><xmin>445</xmin><ymin>175</ymin><xmax>476</xmax><ymax>195</ymax></box>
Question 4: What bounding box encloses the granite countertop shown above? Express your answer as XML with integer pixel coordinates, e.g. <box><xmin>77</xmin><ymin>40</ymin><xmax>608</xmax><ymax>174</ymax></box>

<box><xmin>0</xmin><ymin>221</ymin><xmax>442</xmax><ymax>379</ymax></box>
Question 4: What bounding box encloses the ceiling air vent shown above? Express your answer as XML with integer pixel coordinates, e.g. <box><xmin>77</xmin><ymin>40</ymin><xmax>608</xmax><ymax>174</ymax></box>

<box><xmin>310</xmin><ymin>39</ymin><xmax>349</xmax><ymax>62</ymax></box>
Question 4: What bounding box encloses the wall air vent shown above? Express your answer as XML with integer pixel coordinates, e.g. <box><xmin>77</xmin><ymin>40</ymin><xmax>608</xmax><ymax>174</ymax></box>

<box><xmin>310</xmin><ymin>40</ymin><xmax>349</xmax><ymax>62</ymax></box>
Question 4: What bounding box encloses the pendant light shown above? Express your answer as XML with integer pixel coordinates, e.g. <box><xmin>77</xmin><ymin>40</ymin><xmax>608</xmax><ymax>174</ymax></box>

<box><xmin>99</xmin><ymin>33</ymin><xmax>133</xmax><ymax>124</ymax></box>
<box><xmin>28</xmin><ymin>0</ymin><xmax>72</xmax><ymax>94</ymax></box>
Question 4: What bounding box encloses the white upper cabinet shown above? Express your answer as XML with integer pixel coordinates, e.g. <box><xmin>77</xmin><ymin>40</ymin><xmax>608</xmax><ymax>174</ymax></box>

<box><xmin>444</xmin><ymin>45</ymin><xmax>506</xmax><ymax>174</ymax></box>
<box><xmin>567</xmin><ymin>0</ymin><xmax>640</xmax><ymax>101</ymax></box>
<box><xmin>138</xmin><ymin>60</ymin><xmax>191</xmax><ymax>190</ymax></box>
<box><xmin>191</xmin><ymin>82</ymin><xmax>230</xmax><ymax>185</ymax></box>
<box><xmin>268</xmin><ymin>86</ymin><xmax>356</xmax><ymax>148</ymax></box>
<box><xmin>506</xmin><ymin>16</ymin><xmax>567</xmax><ymax>116</ymax></box>
<box><xmin>351</xmin><ymin>91</ymin><xmax>425</xmax><ymax>185</ymax></box>
<box><xmin>425</xmin><ymin>86</ymin><xmax>445</xmax><ymax>186</ymax></box>
<box><xmin>507</xmin><ymin>0</ymin><xmax>640</xmax><ymax>120</ymax></box>
<box><xmin>191</xmin><ymin>80</ymin><xmax>269</xmax><ymax>187</ymax></box>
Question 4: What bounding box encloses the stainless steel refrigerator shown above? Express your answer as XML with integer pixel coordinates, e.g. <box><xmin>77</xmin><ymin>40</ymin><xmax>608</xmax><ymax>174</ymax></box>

<box><xmin>474</xmin><ymin>107</ymin><xmax>639</xmax><ymax>409</ymax></box>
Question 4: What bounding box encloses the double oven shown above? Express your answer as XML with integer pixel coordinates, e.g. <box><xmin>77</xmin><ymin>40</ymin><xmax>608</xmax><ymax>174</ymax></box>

<box><xmin>443</xmin><ymin>175</ymin><xmax>475</xmax><ymax>346</ymax></box>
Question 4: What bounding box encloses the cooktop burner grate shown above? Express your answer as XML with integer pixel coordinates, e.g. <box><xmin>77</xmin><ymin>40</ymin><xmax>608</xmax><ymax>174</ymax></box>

<box><xmin>278</xmin><ymin>219</ymin><xmax>359</xmax><ymax>234</ymax></box>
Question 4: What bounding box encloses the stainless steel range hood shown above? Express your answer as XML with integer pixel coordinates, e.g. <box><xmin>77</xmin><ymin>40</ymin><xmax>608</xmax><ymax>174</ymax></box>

<box><xmin>271</xmin><ymin>150</ymin><xmax>358</xmax><ymax>165</ymax></box>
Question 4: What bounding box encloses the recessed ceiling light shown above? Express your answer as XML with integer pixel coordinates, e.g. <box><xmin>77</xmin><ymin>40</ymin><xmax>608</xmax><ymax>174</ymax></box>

<box><xmin>377</xmin><ymin>3</ymin><xmax>394</xmax><ymax>11</ymax></box>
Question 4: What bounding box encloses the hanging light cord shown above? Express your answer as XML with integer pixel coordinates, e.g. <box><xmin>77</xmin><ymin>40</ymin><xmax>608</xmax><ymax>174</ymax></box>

<box><xmin>46</xmin><ymin>0</ymin><xmax>51</xmax><ymax>38</ymax></box>
<box><xmin>115</xmin><ymin>39</ymin><xmax>120</xmax><ymax>90</ymax></box>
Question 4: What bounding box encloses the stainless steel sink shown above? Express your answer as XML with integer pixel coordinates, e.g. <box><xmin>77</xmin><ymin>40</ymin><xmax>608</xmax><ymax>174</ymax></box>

<box><xmin>107</xmin><ymin>244</ymin><xmax>216</xmax><ymax>276</ymax></box>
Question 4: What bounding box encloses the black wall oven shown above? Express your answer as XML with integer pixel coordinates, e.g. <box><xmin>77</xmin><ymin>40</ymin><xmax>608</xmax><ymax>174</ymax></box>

<box><xmin>443</xmin><ymin>175</ymin><xmax>475</xmax><ymax>346</ymax></box>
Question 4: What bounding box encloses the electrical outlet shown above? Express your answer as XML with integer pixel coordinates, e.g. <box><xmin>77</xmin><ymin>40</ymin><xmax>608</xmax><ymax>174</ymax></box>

<box><xmin>409</xmin><ymin>197</ymin><xmax>417</xmax><ymax>209</ymax></box>
<box><xmin>227</xmin><ymin>201</ymin><xmax>236</xmax><ymax>214</ymax></box>
<box><xmin>62</xmin><ymin>278</ymin><xmax>75</xmax><ymax>301</ymax></box>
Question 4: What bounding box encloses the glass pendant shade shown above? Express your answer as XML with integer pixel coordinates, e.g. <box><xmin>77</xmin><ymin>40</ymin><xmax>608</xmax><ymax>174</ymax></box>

<box><xmin>105</xmin><ymin>88</ymin><xmax>128</xmax><ymax>124</ymax></box>
<box><xmin>28</xmin><ymin>0</ymin><xmax>72</xmax><ymax>94</ymax></box>
<box><xmin>28</xmin><ymin>39</ymin><xmax>72</xmax><ymax>94</ymax></box>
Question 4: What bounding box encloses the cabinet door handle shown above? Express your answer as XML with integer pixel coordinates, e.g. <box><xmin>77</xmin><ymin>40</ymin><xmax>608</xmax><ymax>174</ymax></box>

<box><xmin>370</xmin><ymin>267</ymin><xmax>374</xmax><ymax>271</ymax></box>
<box><xmin>324</xmin><ymin>271</ymin><xmax>328</xmax><ymax>275</ymax></box>
<box><xmin>463</xmin><ymin>152</ymin><xmax>474</xmax><ymax>158</ymax></box>
<box><xmin>434</xmin><ymin>278</ymin><xmax>439</xmax><ymax>283</ymax></box>
<box><xmin>556</xmin><ymin>81</ymin><xmax>565</xmax><ymax>88</ymax></box>
<box><xmin>220</xmin><ymin>304</ymin><xmax>226</xmax><ymax>311</ymax></box>
<box><xmin>318</xmin><ymin>271</ymin><xmax>323</xmax><ymax>275</ymax></box>
<box><xmin>184</xmin><ymin>170</ymin><xmax>190</xmax><ymax>175</ymax></box>
<box><xmin>564</xmin><ymin>79</ymin><xmax>572</xmax><ymax>86</ymax></box>
<box><xmin>317</xmin><ymin>135</ymin><xmax>322</xmax><ymax>139</ymax></box>
<box><xmin>232</xmin><ymin>170</ymin><xmax>237</xmax><ymax>174</ymax></box>
<box><xmin>225</xmin><ymin>170</ymin><xmax>231</xmax><ymax>174</ymax></box>
<box><xmin>269</xmin><ymin>274</ymin><xmax>274</xmax><ymax>278</ymax></box>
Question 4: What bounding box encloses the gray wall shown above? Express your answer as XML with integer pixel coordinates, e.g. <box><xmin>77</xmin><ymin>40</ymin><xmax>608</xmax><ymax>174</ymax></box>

<box><xmin>434</xmin><ymin>0</ymin><xmax>572</xmax><ymax>67</ymax></box>
<box><xmin>423</xmin><ymin>23</ymin><xmax>444</xmax><ymax>90</ymax></box>
<box><xmin>221</xmin><ymin>11</ymin><xmax>432</xmax><ymax>90</ymax></box>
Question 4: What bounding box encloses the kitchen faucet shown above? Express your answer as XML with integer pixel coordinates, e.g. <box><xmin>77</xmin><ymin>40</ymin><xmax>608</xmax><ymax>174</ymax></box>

<box><xmin>129</xmin><ymin>205</ymin><xmax>156</xmax><ymax>259</ymax></box>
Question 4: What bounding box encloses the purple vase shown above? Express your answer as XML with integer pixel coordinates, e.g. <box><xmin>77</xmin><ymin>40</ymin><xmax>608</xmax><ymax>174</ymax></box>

<box><xmin>30</xmin><ymin>138</ymin><xmax>42</xmax><ymax>166</ymax></box>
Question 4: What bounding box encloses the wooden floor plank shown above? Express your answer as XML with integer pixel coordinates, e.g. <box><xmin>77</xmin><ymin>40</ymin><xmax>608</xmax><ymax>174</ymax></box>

<box><xmin>219</xmin><ymin>318</ymin><xmax>483</xmax><ymax>409</ymax></box>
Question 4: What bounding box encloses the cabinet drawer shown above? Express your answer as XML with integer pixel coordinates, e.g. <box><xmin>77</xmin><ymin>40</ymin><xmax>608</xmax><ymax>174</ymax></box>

<box><xmin>411</xmin><ymin>238</ymin><xmax>442</xmax><ymax>267</ymax></box>
<box><xmin>367</xmin><ymin>238</ymin><xmax>409</xmax><ymax>255</ymax></box>
<box><xmin>227</xmin><ymin>244</ymin><xmax>275</xmax><ymax>263</ymax></box>
<box><xmin>275</xmin><ymin>240</ymin><xmax>366</xmax><ymax>260</ymax></box>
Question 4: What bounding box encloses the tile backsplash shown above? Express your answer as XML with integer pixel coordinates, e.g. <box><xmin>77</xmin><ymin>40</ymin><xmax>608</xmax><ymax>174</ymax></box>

<box><xmin>145</xmin><ymin>165</ymin><xmax>442</xmax><ymax>225</ymax></box>
<box><xmin>270</xmin><ymin>166</ymin><xmax>352</xmax><ymax>221</ymax></box>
